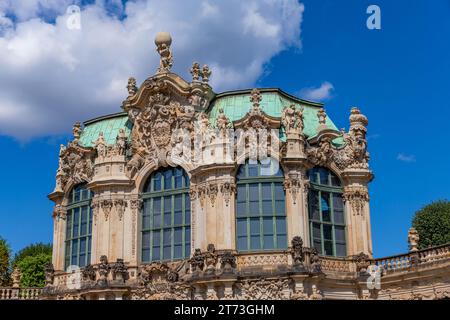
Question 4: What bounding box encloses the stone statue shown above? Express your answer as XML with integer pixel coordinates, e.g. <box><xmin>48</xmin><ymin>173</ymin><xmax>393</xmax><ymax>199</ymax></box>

<box><xmin>44</xmin><ymin>262</ymin><xmax>55</xmax><ymax>286</ymax></box>
<box><xmin>189</xmin><ymin>248</ymin><xmax>205</xmax><ymax>273</ymax></box>
<box><xmin>201</xmin><ymin>65</ymin><xmax>211</xmax><ymax>83</ymax></box>
<box><xmin>190</xmin><ymin>62</ymin><xmax>201</xmax><ymax>81</ymax></box>
<box><xmin>216</xmin><ymin>108</ymin><xmax>229</xmax><ymax>134</ymax></box>
<box><xmin>291</xmin><ymin>236</ymin><xmax>304</xmax><ymax>266</ymax></box>
<box><xmin>115</xmin><ymin>128</ymin><xmax>127</xmax><ymax>156</ymax></box>
<box><xmin>127</xmin><ymin>77</ymin><xmax>137</xmax><ymax>96</ymax></box>
<box><xmin>72</xmin><ymin>122</ymin><xmax>82</xmax><ymax>141</ymax></box>
<box><xmin>155</xmin><ymin>32</ymin><xmax>173</xmax><ymax>73</ymax></box>
<box><xmin>204</xmin><ymin>244</ymin><xmax>218</xmax><ymax>275</ymax></box>
<box><xmin>93</xmin><ymin>132</ymin><xmax>107</xmax><ymax>158</ymax></box>
<box><xmin>97</xmin><ymin>255</ymin><xmax>110</xmax><ymax>285</ymax></box>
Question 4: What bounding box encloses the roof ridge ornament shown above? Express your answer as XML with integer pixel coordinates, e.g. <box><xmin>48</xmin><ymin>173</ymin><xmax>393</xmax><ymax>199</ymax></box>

<box><xmin>155</xmin><ymin>32</ymin><xmax>173</xmax><ymax>74</ymax></box>
<box><xmin>317</xmin><ymin>108</ymin><xmax>327</xmax><ymax>131</ymax></box>
<box><xmin>250</xmin><ymin>88</ymin><xmax>262</xmax><ymax>110</ymax></box>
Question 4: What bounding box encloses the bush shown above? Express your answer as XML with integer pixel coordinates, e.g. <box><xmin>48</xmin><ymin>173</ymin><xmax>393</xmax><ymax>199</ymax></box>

<box><xmin>412</xmin><ymin>200</ymin><xmax>450</xmax><ymax>249</ymax></box>
<box><xmin>0</xmin><ymin>237</ymin><xmax>11</xmax><ymax>286</ymax></box>
<box><xmin>16</xmin><ymin>253</ymin><xmax>52</xmax><ymax>288</ymax></box>
<box><xmin>12</xmin><ymin>242</ymin><xmax>52</xmax><ymax>267</ymax></box>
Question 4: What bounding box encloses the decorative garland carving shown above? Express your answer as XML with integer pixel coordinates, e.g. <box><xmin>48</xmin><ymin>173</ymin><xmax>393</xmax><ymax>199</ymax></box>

<box><xmin>130</xmin><ymin>199</ymin><xmax>143</xmax><ymax>257</ymax></box>
<box><xmin>283</xmin><ymin>177</ymin><xmax>302</xmax><ymax>205</ymax></box>
<box><xmin>220</xmin><ymin>182</ymin><xmax>236</xmax><ymax>207</ymax></box>
<box><xmin>343</xmin><ymin>186</ymin><xmax>369</xmax><ymax>216</ymax></box>
<box><xmin>113</xmin><ymin>199</ymin><xmax>127</xmax><ymax>221</ymax></box>
<box><xmin>101</xmin><ymin>200</ymin><xmax>113</xmax><ymax>221</ymax></box>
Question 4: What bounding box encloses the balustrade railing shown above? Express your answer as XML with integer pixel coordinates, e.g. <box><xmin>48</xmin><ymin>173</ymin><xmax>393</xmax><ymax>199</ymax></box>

<box><xmin>0</xmin><ymin>287</ymin><xmax>42</xmax><ymax>300</ymax></box>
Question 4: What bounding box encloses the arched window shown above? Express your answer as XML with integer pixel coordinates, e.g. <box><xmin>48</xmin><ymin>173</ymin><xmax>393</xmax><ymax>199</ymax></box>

<box><xmin>141</xmin><ymin>167</ymin><xmax>191</xmax><ymax>262</ymax></box>
<box><xmin>236</xmin><ymin>158</ymin><xmax>287</xmax><ymax>251</ymax></box>
<box><xmin>308</xmin><ymin>167</ymin><xmax>346</xmax><ymax>257</ymax></box>
<box><xmin>65</xmin><ymin>183</ymin><xmax>93</xmax><ymax>268</ymax></box>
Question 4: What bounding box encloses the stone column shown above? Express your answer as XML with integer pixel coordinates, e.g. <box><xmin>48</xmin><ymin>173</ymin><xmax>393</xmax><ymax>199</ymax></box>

<box><xmin>342</xmin><ymin>169</ymin><xmax>373</xmax><ymax>257</ymax></box>
<box><xmin>51</xmin><ymin>203</ymin><xmax>67</xmax><ymax>271</ymax></box>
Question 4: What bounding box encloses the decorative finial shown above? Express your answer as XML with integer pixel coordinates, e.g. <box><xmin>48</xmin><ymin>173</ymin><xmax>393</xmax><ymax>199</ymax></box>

<box><xmin>190</xmin><ymin>62</ymin><xmax>201</xmax><ymax>82</ymax></box>
<box><xmin>201</xmin><ymin>65</ymin><xmax>211</xmax><ymax>84</ymax></box>
<box><xmin>349</xmin><ymin>107</ymin><xmax>368</xmax><ymax>133</ymax></box>
<box><xmin>12</xmin><ymin>268</ymin><xmax>21</xmax><ymax>288</ymax></box>
<box><xmin>127</xmin><ymin>77</ymin><xmax>137</xmax><ymax>96</ymax></box>
<box><xmin>154</xmin><ymin>32</ymin><xmax>173</xmax><ymax>73</ymax></box>
<box><xmin>250</xmin><ymin>88</ymin><xmax>262</xmax><ymax>110</ymax></box>
<box><xmin>72</xmin><ymin>122</ymin><xmax>82</xmax><ymax>141</ymax></box>
<box><xmin>317</xmin><ymin>108</ymin><xmax>328</xmax><ymax>131</ymax></box>
<box><xmin>408</xmin><ymin>227</ymin><xmax>420</xmax><ymax>252</ymax></box>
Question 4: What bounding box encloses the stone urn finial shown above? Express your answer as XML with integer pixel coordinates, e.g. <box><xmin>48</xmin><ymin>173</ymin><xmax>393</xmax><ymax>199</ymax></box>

<box><xmin>12</xmin><ymin>267</ymin><xmax>21</xmax><ymax>288</ymax></box>
<box><xmin>408</xmin><ymin>227</ymin><xmax>420</xmax><ymax>252</ymax></box>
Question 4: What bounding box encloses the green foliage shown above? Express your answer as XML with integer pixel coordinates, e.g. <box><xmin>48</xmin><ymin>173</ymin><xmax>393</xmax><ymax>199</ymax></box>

<box><xmin>412</xmin><ymin>200</ymin><xmax>450</xmax><ymax>249</ymax></box>
<box><xmin>0</xmin><ymin>236</ymin><xmax>11</xmax><ymax>286</ymax></box>
<box><xmin>12</xmin><ymin>242</ymin><xmax>52</xmax><ymax>267</ymax></box>
<box><xmin>16</xmin><ymin>253</ymin><xmax>52</xmax><ymax>288</ymax></box>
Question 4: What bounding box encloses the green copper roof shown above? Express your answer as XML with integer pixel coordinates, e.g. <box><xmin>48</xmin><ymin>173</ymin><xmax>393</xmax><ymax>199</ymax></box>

<box><xmin>79</xmin><ymin>112</ymin><xmax>132</xmax><ymax>147</ymax></box>
<box><xmin>208</xmin><ymin>89</ymin><xmax>343</xmax><ymax>145</ymax></box>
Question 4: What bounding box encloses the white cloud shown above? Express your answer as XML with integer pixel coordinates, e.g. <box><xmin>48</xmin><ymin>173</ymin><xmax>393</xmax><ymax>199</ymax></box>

<box><xmin>0</xmin><ymin>0</ymin><xmax>304</xmax><ymax>141</ymax></box>
<box><xmin>299</xmin><ymin>81</ymin><xmax>334</xmax><ymax>101</ymax></box>
<box><xmin>397</xmin><ymin>153</ymin><xmax>416</xmax><ymax>163</ymax></box>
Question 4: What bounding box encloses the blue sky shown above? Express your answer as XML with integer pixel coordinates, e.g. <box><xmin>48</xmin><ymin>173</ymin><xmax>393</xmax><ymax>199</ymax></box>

<box><xmin>0</xmin><ymin>0</ymin><xmax>449</xmax><ymax>257</ymax></box>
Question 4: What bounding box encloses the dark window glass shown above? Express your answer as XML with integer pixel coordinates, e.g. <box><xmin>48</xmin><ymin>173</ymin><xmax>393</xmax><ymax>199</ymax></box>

<box><xmin>65</xmin><ymin>183</ymin><xmax>93</xmax><ymax>269</ymax></box>
<box><xmin>307</xmin><ymin>167</ymin><xmax>345</xmax><ymax>257</ymax></box>
<box><xmin>141</xmin><ymin>167</ymin><xmax>190</xmax><ymax>262</ymax></box>
<box><xmin>235</xmin><ymin>159</ymin><xmax>286</xmax><ymax>252</ymax></box>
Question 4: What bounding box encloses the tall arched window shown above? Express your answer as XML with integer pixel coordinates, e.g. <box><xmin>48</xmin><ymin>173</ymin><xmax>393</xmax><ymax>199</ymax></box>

<box><xmin>308</xmin><ymin>167</ymin><xmax>346</xmax><ymax>257</ymax></box>
<box><xmin>141</xmin><ymin>167</ymin><xmax>191</xmax><ymax>262</ymax></box>
<box><xmin>236</xmin><ymin>158</ymin><xmax>287</xmax><ymax>251</ymax></box>
<box><xmin>65</xmin><ymin>183</ymin><xmax>93</xmax><ymax>268</ymax></box>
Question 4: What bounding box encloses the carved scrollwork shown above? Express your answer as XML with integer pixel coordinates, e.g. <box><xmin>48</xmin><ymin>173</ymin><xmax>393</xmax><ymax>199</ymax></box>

<box><xmin>237</xmin><ymin>278</ymin><xmax>290</xmax><ymax>300</ymax></box>
<box><xmin>101</xmin><ymin>199</ymin><xmax>113</xmax><ymax>221</ymax></box>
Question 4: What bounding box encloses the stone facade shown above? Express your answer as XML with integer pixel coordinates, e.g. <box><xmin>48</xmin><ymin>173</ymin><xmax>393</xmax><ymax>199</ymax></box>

<box><xmin>42</xmin><ymin>33</ymin><xmax>450</xmax><ymax>300</ymax></box>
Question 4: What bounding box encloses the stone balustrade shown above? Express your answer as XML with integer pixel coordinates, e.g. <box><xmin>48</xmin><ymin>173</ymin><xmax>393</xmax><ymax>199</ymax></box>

<box><xmin>0</xmin><ymin>287</ymin><xmax>42</xmax><ymax>300</ymax></box>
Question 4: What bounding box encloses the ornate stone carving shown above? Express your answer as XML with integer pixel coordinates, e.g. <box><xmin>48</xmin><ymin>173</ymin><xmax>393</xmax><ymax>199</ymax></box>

<box><xmin>101</xmin><ymin>199</ymin><xmax>113</xmax><ymax>221</ymax></box>
<box><xmin>55</xmin><ymin>134</ymin><xmax>94</xmax><ymax>192</ymax></box>
<box><xmin>155</xmin><ymin>32</ymin><xmax>173</xmax><ymax>73</ymax></box>
<box><xmin>72</xmin><ymin>122</ymin><xmax>82</xmax><ymax>142</ymax></box>
<box><xmin>97</xmin><ymin>255</ymin><xmax>110</xmax><ymax>285</ymax></box>
<box><xmin>281</xmin><ymin>104</ymin><xmax>304</xmax><ymax>132</ymax></box>
<box><xmin>220</xmin><ymin>182</ymin><xmax>236</xmax><ymax>207</ymax></box>
<box><xmin>216</xmin><ymin>108</ymin><xmax>230</xmax><ymax>135</ymax></box>
<box><xmin>11</xmin><ymin>268</ymin><xmax>21</xmax><ymax>288</ymax></box>
<box><xmin>290</xmin><ymin>236</ymin><xmax>304</xmax><ymax>266</ymax></box>
<box><xmin>317</xmin><ymin>108</ymin><xmax>327</xmax><ymax>129</ymax></box>
<box><xmin>309</xmin><ymin>248</ymin><xmax>322</xmax><ymax>273</ymax></box>
<box><xmin>201</xmin><ymin>65</ymin><xmax>211</xmax><ymax>84</ymax></box>
<box><xmin>52</xmin><ymin>204</ymin><xmax>66</xmax><ymax>221</ymax></box>
<box><xmin>309</xmin><ymin>284</ymin><xmax>323</xmax><ymax>300</ymax></box>
<box><xmin>237</xmin><ymin>278</ymin><xmax>290</xmax><ymax>300</ymax></box>
<box><xmin>127</xmin><ymin>77</ymin><xmax>137</xmax><ymax>96</ymax></box>
<box><xmin>91</xmin><ymin>197</ymin><xmax>100</xmax><ymax>225</ymax></box>
<box><xmin>333</xmin><ymin>107</ymin><xmax>369</xmax><ymax>170</ymax></box>
<box><xmin>93</xmin><ymin>132</ymin><xmax>107</xmax><ymax>158</ymax></box>
<box><xmin>220</xmin><ymin>251</ymin><xmax>237</xmax><ymax>273</ymax></box>
<box><xmin>44</xmin><ymin>262</ymin><xmax>55</xmax><ymax>286</ymax></box>
<box><xmin>207</xmin><ymin>183</ymin><xmax>218</xmax><ymax>207</ymax></box>
<box><xmin>283</xmin><ymin>177</ymin><xmax>302</xmax><ymax>205</ymax></box>
<box><xmin>115</xmin><ymin>128</ymin><xmax>128</xmax><ymax>156</ymax></box>
<box><xmin>307</xmin><ymin>136</ymin><xmax>333</xmax><ymax>166</ymax></box>
<box><xmin>408</xmin><ymin>227</ymin><xmax>420</xmax><ymax>252</ymax></box>
<box><xmin>204</xmin><ymin>244</ymin><xmax>218</xmax><ymax>275</ymax></box>
<box><xmin>352</xmin><ymin>252</ymin><xmax>371</xmax><ymax>274</ymax></box>
<box><xmin>189</xmin><ymin>248</ymin><xmax>205</xmax><ymax>272</ymax></box>
<box><xmin>291</xmin><ymin>289</ymin><xmax>308</xmax><ymax>300</ymax></box>
<box><xmin>190</xmin><ymin>62</ymin><xmax>201</xmax><ymax>81</ymax></box>
<box><xmin>114</xmin><ymin>199</ymin><xmax>127</xmax><ymax>221</ymax></box>
<box><xmin>343</xmin><ymin>186</ymin><xmax>369</xmax><ymax>216</ymax></box>
<box><xmin>82</xmin><ymin>264</ymin><xmax>96</xmax><ymax>281</ymax></box>
<box><xmin>111</xmin><ymin>259</ymin><xmax>128</xmax><ymax>282</ymax></box>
